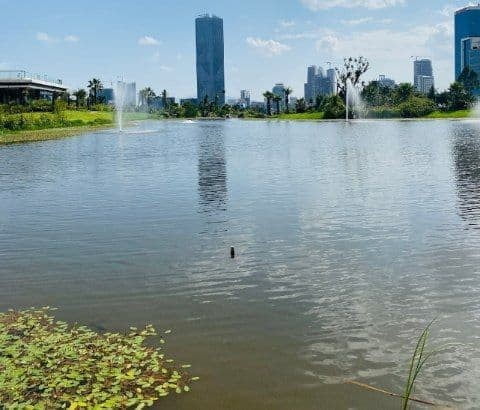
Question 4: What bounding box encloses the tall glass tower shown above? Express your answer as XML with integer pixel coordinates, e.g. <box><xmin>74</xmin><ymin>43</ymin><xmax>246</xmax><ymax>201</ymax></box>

<box><xmin>196</xmin><ymin>14</ymin><xmax>225</xmax><ymax>106</ymax></box>
<box><xmin>455</xmin><ymin>6</ymin><xmax>480</xmax><ymax>80</ymax></box>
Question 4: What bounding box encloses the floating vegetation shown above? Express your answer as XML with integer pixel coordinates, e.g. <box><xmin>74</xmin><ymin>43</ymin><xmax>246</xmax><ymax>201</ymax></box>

<box><xmin>0</xmin><ymin>307</ymin><xmax>196</xmax><ymax>408</ymax></box>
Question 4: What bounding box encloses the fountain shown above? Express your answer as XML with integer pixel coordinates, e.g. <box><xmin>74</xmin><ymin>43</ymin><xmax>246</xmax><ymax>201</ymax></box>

<box><xmin>114</xmin><ymin>81</ymin><xmax>126</xmax><ymax>132</ymax></box>
<box><xmin>345</xmin><ymin>78</ymin><xmax>365</xmax><ymax>121</ymax></box>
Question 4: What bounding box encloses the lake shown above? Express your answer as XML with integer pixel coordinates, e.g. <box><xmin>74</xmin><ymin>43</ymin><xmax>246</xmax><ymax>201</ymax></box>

<box><xmin>1</xmin><ymin>119</ymin><xmax>480</xmax><ymax>409</ymax></box>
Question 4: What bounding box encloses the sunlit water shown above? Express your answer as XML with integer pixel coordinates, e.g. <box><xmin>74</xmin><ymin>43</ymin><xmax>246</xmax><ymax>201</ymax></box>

<box><xmin>1</xmin><ymin>119</ymin><xmax>480</xmax><ymax>409</ymax></box>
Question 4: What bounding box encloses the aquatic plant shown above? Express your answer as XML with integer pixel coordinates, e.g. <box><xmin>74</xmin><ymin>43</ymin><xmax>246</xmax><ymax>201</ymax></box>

<box><xmin>0</xmin><ymin>307</ymin><xmax>196</xmax><ymax>408</ymax></box>
<box><xmin>402</xmin><ymin>320</ymin><xmax>436</xmax><ymax>410</ymax></box>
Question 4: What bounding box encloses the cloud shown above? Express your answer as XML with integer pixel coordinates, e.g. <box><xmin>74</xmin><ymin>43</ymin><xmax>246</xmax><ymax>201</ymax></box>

<box><xmin>246</xmin><ymin>37</ymin><xmax>291</xmax><ymax>57</ymax></box>
<box><xmin>138</xmin><ymin>36</ymin><xmax>161</xmax><ymax>46</ymax></box>
<box><xmin>36</xmin><ymin>32</ymin><xmax>57</xmax><ymax>43</ymax></box>
<box><xmin>36</xmin><ymin>32</ymin><xmax>79</xmax><ymax>43</ymax></box>
<box><xmin>341</xmin><ymin>17</ymin><xmax>373</xmax><ymax>25</ymax></box>
<box><xmin>159</xmin><ymin>65</ymin><xmax>173</xmax><ymax>72</ymax></box>
<box><xmin>279</xmin><ymin>20</ymin><xmax>296</xmax><ymax>28</ymax></box>
<box><xmin>300</xmin><ymin>0</ymin><xmax>404</xmax><ymax>10</ymax></box>
<box><xmin>64</xmin><ymin>35</ymin><xmax>79</xmax><ymax>42</ymax></box>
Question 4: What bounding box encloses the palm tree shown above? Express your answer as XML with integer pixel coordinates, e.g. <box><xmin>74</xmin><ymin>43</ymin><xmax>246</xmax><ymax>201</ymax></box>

<box><xmin>273</xmin><ymin>95</ymin><xmax>282</xmax><ymax>115</ymax></box>
<box><xmin>73</xmin><ymin>89</ymin><xmax>87</xmax><ymax>109</ymax></box>
<box><xmin>87</xmin><ymin>78</ymin><xmax>103</xmax><ymax>105</ymax></box>
<box><xmin>284</xmin><ymin>87</ymin><xmax>293</xmax><ymax>114</ymax></box>
<box><xmin>263</xmin><ymin>91</ymin><xmax>274</xmax><ymax>116</ymax></box>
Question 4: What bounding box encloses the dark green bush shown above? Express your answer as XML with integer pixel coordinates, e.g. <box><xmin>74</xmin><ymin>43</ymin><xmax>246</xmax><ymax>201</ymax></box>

<box><xmin>398</xmin><ymin>97</ymin><xmax>435</xmax><ymax>118</ymax></box>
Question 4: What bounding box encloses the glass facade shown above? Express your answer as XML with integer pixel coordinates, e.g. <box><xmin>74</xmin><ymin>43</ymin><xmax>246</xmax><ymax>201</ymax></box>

<box><xmin>455</xmin><ymin>6</ymin><xmax>480</xmax><ymax>80</ymax></box>
<box><xmin>196</xmin><ymin>14</ymin><xmax>225</xmax><ymax>106</ymax></box>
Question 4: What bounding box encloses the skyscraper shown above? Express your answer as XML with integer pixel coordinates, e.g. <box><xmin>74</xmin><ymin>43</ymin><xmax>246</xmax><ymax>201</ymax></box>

<box><xmin>196</xmin><ymin>14</ymin><xmax>225</xmax><ymax>106</ymax></box>
<box><xmin>455</xmin><ymin>5</ymin><xmax>480</xmax><ymax>80</ymax></box>
<box><xmin>413</xmin><ymin>59</ymin><xmax>434</xmax><ymax>93</ymax></box>
<box><xmin>304</xmin><ymin>65</ymin><xmax>336</xmax><ymax>104</ymax></box>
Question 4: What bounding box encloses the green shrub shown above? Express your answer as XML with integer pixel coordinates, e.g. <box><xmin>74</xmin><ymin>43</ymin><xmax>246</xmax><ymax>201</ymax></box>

<box><xmin>368</xmin><ymin>106</ymin><xmax>401</xmax><ymax>118</ymax></box>
<box><xmin>321</xmin><ymin>95</ymin><xmax>346</xmax><ymax>119</ymax></box>
<box><xmin>398</xmin><ymin>97</ymin><xmax>435</xmax><ymax>118</ymax></box>
<box><xmin>0</xmin><ymin>308</ymin><xmax>195</xmax><ymax>408</ymax></box>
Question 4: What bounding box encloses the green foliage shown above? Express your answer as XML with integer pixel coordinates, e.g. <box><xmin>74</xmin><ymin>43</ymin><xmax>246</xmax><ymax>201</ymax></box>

<box><xmin>367</xmin><ymin>106</ymin><xmax>400</xmax><ymax>118</ymax></box>
<box><xmin>295</xmin><ymin>98</ymin><xmax>307</xmax><ymax>113</ymax></box>
<box><xmin>398</xmin><ymin>96</ymin><xmax>436</xmax><ymax>118</ymax></box>
<box><xmin>182</xmin><ymin>102</ymin><xmax>198</xmax><ymax>118</ymax></box>
<box><xmin>321</xmin><ymin>95</ymin><xmax>346</xmax><ymax>119</ymax></box>
<box><xmin>446</xmin><ymin>82</ymin><xmax>475</xmax><ymax>111</ymax></box>
<box><xmin>458</xmin><ymin>66</ymin><xmax>479</xmax><ymax>93</ymax></box>
<box><xmin>394</xmin><ymin>83</ymin><xmax>416</xmax><ymax>104</ymax></box>
<box><xmin>0</xmin><ymin>308</ymin><xmax>195</xmax><ymax>408</ymax></box>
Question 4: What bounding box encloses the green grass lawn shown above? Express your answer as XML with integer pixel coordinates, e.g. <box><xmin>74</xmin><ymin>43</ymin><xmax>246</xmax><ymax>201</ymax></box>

<box><xmin>426</xmin><ymin>110</ymin><xmax>472</xmax><ymax>119</ymax></box>
<box><xmin>276</xmin><ymin>112</ymin><xmax>325</xmax><ymax>120</ymax></box>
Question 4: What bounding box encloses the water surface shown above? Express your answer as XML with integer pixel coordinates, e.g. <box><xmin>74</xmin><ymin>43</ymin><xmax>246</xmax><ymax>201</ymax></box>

<box><xmin>1</xmin><ymin>119</ymin><xmax>480</xmax><ymax>409</ymax></box>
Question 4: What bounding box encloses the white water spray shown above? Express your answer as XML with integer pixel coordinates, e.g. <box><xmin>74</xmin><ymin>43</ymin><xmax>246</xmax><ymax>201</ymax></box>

<box><xmin>345</xmin><ymin>79</ymin><xmax>366</xmax><ymax>122</ymax></box>
<box><xmin>115</xmin><ymin>81</ymin><xmax>126</xmax><ymax>132</ymax></box>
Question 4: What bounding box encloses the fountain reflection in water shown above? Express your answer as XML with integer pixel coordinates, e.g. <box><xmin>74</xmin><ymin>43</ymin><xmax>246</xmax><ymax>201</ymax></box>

<box><xmin>346</xmin><ymin>78</ymin><xmax>366</xmax><ymax>121</ymax></box>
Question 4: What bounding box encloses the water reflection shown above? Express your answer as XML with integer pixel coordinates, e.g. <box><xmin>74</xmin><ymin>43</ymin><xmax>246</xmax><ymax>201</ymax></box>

<box><xmin>453</xmin><ymin>128</ymin><xmax>480</xmax><ymax>229</ymax></box>
<box><xmin>197</xmin><ymin>123</ymin><xmax>228</xmax><ymax>214</ymax></box>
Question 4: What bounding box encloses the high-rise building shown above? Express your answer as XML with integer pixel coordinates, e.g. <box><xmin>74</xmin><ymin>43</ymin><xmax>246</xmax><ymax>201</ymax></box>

<box><xmin>455</xmin><ymin>5</ymin><xmax>480</xmax><ymax>82</ymax></box>
<box><xmin>378</xmin><ymin>75</ymin><xmax>396</xmax><ymax>89</ymax></box>
<box><xmin>272</xmin><ymin>83</ymin><xmax>286</xmax><ymax>109</ymax></box>
<box><xmin>240</xmin><ymin>90</ymin><xmax>251</xmax><ymax>107</ymax></box>
<box><xmin>196</xmin><ymin>14</ymin><xmax>225</xmax><ymax>106</ymax></box>
<box><xmin>413</xmin><ymin>59</ymin><xmax>434</xmax><ymax>93</ymax></box>
<box><xmin>304</xmin><ymin>65</ymin><xmax>336</xmax><ymax>104</ymax></box>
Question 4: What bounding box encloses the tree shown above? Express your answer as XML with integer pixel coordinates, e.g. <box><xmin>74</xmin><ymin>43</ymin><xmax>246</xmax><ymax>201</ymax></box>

<box><xmin>161</xmin><ymin>89</ymin><xmax>168</xmax><ymax>109</ymax></box>
<box><xmin>321</xmin><ymin>95</ymin><xmax>346</xmax><ymax>119</ymax></box>
<box><xmin>398</xmin><ymin>96</ymin><xmax>435</xmax><ymax>118</ymax></box>
<box><xmin>273</xmin><ymin>95</ymin><xmax>282</xmax><ymax>115</ymax></box>
<box><xmin>87</xmin><ymin>78</ymin><xmax>103</xmax><ymax>105</ymax></box>
<box><xmin>458</xmin><ymin>67</ymin><xmax>479</xmax><ymax>94</ymax></box>
<box><xmin>394</xmin><ymin>83</ymin><xmax>415</xmax><ymax>104</ymax></box>
<box><xmin>182</xmin><ymin>102</ymin><xmax>198</xmax><ymax>118</ymax></box>
<box><xmin>427</xmin><ymin>85</ymin><xmax>436</xmax><ymax>102</ymax></box>
<box><xmin>335</xmin><ymin>57</ymin><xmax>370</xmax><ymax>100</ymax></box>
<box><xmin>447</xmin><ymin>81</ymin><xmax>475</xmax><ymax>111</ymax></box>
<box><xmin>284</xmin><ymin>87</ymin><xmax>293</xmax><ymax>114</ymax></box>
<box><xmin>263</xmin><ymin>91</ymin><xmax>274</xmax><ymax>116</ymax></box>
<box><xmin>295</xmin><ymin>98</ymin><xmax>307</xmax><ymax>113</ymax></box>
<box><xmin>315</xmin><ymin>95</ymin><xmax>325</xmax><ymax>111</ymax></box>
<box><xmin>73</xmin><ymin>89</ymin><xmax>87</xmax><ymax>109</ymax></box>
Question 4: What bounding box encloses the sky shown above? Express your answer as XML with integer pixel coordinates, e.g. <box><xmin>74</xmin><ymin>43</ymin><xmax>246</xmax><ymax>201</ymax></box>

<box><xmin>0</xmin><ymin>0</ymin><xmax>475</xmax><ymax>100</ymax></box>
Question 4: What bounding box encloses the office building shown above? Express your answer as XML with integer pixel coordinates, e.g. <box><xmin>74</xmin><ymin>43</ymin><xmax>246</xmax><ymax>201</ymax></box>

<box><xmin>196</xmin><ymin>14</ymin><xmax>225</xmax><ymax>105</ymax></box>
<box><xmin>455</xmin><ymin>5</ymin><xmax>480</xmax><ymax>82</ymax></box>
<box><xmin>240</xmin><ymin>90</ymin><xmax>251</xmax><ymax>107</ymax></box>
<box><xmin>378</xmin><ymin>75</ymin><xmax>396</xmax><ymax>89</ymax></box>
<box><xmin>413</xmin><ymin>59</ymin><xmax>434</xmax><ymax>94</ymax></box>
<box><xmin>98</xmin><ymin>88</ymin><xmax>114</xmax><ymax>104</ymax></box>
<box><xmin>0</xmin><ymin>70</ymin><xmax>67</xmax><ymax>104</ymax></box>
<box><xmin>304</xmin><ymin>65</ymin><xmax>336</xmax><ymax>104</ymax></box>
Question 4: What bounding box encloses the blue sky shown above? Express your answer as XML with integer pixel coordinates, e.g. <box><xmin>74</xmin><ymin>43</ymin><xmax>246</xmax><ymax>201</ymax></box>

<box><xmin>0</xmin><ymin>0</ymin><xmax>473</xmax><ymax>100</ymax></box>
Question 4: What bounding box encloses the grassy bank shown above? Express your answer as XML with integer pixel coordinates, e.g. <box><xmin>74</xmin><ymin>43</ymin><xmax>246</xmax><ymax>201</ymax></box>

<box><xmin>274</xmin><ymin>109</ymin><xmax>474</xmax><ymax>121</ymax></box>
<box><xmin>0</xmin><ymin>111</ymin><xmax>153</xmax><ymax>144</ymax></box>
<box><xmin>276</xmin><ymin>112</ymin><xmax>325</xmax><ymax>120</ymax></box>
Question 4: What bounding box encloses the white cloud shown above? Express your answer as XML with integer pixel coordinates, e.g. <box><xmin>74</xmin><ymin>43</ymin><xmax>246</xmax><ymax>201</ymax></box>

<box><xmin>159</xmin><ymin>65</ymin><xmax>172</xmax><ymax>72</ymax></box>
<box><xmin>300</xmin><ymin>0</ymin><xmax>404</xmax><ymax>10</ymax></box>
<box><xmin>36</xmin><ymin>32</ymin><xmax>57</xmax><ymax>43</ymax></box>
<box><xmin>64</xmin><ymin>35</ymin><xmax>79</xmax><ymax>42</ymax></box>
<box><xmin>341</xmin><ymin>17</ymin><xmax>373</xmax><ymax>25</ymax></box>
<box><xmin>279</xmin><ymin>20</ymin><xmax>296</xmax><ymax>28</ymax></box>
<box><xmin>138</xmin><ymin>35</ymin><xmax>161</xmax><ymax>46</ymax></box>
<box><xmin>246</xmin><ymin>37</ymin><xmax>291</xmax><ymax>57</ymax></box>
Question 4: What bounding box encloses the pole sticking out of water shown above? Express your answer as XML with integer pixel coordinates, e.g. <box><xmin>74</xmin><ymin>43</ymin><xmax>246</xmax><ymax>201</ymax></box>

<box><xmin>230</xmin><ymin>247</ymin><xmax>235</xmax><ymax>259</ymax></box>
<box><xmin>346</xmin><ymin>79</ymin><xmax>349</xmax><ymax>122</ymax></box>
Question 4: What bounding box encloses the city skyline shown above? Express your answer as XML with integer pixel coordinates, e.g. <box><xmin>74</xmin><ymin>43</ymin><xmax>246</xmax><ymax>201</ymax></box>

<box><xmin>0</xmin><ymin>0</ymin><xmax>471</xmax><ymax>100</ymax></box>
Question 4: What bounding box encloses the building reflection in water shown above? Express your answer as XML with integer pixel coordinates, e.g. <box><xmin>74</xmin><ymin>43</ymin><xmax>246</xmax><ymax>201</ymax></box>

<box><xmin>197</xmin><ymin>123</ymin><xmax>228</xmax><ymax>214</ymax></box>
<box><xmin>453</xmin><ymin>128</ymin><xmax>480</xmax><ymax>229</ymax></box>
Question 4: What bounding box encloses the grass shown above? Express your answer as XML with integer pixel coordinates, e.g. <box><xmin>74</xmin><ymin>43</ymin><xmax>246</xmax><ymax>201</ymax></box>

<box><xmin>0</xmin><ymin>307</ymin><xmax>196</xmax><ymax>408</ymax></box>
<box><xmin>276</xmin><ymin>112</ymin><xmax>325</xmax><ymax>120</ymax></box>
<box><xmin>426</xmin><ymin>110</ymin><xmax>472</xmax><ymax>119</ymax></box>
<box><xmin>0</xmin><ymin>111</ymin><xmax>154</xmax><ymax>144</ymax></box>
